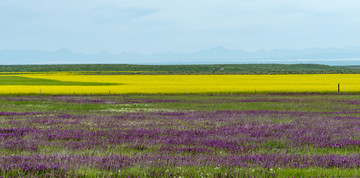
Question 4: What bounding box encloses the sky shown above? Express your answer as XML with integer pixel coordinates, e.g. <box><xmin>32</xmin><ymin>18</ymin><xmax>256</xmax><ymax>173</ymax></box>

<box><xmin>1</xmin><ymin>0</ymin><xmax>360</xmax><ymax>54</ymax></box>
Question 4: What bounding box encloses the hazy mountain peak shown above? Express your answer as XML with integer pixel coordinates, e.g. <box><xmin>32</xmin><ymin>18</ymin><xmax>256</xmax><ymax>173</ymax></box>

<box><xmin>1</xmin><ymin>47</ymin><xmax>360</xmax><ymax>65</ymax></box>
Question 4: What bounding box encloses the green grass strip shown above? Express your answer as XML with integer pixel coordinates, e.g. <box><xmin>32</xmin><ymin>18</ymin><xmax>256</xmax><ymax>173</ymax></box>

<box><xmin>0</xmin><ymin>76</ymin><xmax>119</xmax><ymax>86</ymax></box>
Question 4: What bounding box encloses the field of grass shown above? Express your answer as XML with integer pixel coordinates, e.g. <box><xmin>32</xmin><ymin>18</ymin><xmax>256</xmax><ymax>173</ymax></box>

<box><xmin>0</xmin><ymin>64</ymin><xmax>359</xmax><ymax>74</ymax></box>
<box><xmin>0</xmin><ymin>93</ymin><xmax>360</xmax><ymax>176</ymax></box>
<box><xmin>0</xmin><ymin>67</ymin><xmax>360</xmax><ymax>176</ymax></box>
<box><xmin>0</xmin><ymin>72</ymin><xmax>359</xmax><ymax>94</ymax></box>
<box><xmin>0</xmin><ymin>76</ymin><xmax>118</xmax><ymax>86</ymax></box>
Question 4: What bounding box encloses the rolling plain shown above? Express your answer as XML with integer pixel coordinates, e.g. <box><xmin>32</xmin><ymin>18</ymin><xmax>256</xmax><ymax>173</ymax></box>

<box><xmin>0</xmin><ymin>64</ymin><xmax>360</xmax><ymax>177</ymax></box>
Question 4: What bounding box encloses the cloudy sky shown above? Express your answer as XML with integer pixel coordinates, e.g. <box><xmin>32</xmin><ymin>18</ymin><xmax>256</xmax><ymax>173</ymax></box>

<box><xmin>1</xmin><ymin>0</ymin><xmax>360</xmax><ymax>54</ymax></box>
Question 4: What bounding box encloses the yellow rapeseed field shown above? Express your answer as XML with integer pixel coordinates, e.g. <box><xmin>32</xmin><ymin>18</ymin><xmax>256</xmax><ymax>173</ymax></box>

<box><xmin>0</xmin><ymin>73</ymin><xmax>359</xmax><ymax>94</ymax></box>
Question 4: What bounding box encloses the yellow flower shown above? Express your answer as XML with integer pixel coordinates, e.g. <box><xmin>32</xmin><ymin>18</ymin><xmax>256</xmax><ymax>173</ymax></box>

<box><xmin>0</xmin><ymin>73</ymin><xmax>358</xmax><ymax>94</ymax></box>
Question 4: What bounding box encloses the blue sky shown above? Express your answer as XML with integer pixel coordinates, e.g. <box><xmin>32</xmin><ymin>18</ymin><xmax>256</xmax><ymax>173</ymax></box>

<box><xmin>1</xmin><ymin>0</ymin><xmax>360</xmax><ymax>54</ymax></box>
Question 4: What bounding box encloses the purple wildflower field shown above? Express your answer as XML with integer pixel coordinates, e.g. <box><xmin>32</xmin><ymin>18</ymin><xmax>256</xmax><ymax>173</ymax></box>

<box><xmin>0</xmin><ymin>94</ymin><xmax>360</xmax><ymax>176</ymax></box>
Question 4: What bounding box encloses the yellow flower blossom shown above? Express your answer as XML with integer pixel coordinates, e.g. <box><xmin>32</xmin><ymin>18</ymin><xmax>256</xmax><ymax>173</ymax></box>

<box><xmin>0</xmin><ymin>73</ymin><xmax>359</xmax><ymax>94</ymax></box>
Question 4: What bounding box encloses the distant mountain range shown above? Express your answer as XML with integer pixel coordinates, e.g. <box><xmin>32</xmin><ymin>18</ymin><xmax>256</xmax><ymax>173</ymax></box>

<box><xmin>1</xmin><ymin>46</ymin><xmax>360</xmax><ymax>65</ymax></box>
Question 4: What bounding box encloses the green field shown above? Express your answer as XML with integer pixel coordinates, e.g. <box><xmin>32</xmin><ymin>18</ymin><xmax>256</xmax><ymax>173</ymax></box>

<box><xmin>0</xmin><ymin>64</ymin><xmax>359</xmax><ymax>74</ymax></box>
<box><xmin>0</xmin><ymin>64</ymin><xmax>360</xmax><ymax>176</ymax></box>
<box><xmin>0</xmin><ymin>93</ymin><xmax>360</xmax><ymax>176</ymax></box>
<box><xmin>0</xmin><ymin>76</ymin><xmax>118</xmax><ymax>86</ymax></box>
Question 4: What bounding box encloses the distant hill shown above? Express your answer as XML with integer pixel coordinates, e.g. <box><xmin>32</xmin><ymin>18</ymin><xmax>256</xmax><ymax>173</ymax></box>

<box><xmin>1</xmin><ymin>47</ymin><xmax>360</xmax><ymax>65</ymax></box>
<box><xmin>0</xmin><ymin>64</ymin><xmax>359</xmax><ymax>74</ymax></box>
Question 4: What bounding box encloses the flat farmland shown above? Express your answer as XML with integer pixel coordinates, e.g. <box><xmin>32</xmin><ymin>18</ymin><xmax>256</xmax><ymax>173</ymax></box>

<box><xmin>1</xmin><ymin>93</ymin><xmax>360</xmax><ymax>176</ymax></box>
<box><xmin>0</xmin><ymin>72</ymin><xmax>360</xmax><ymax>94</ymax></box>
<box><xmin>1</xmin><ymin>70</ymin><xmax>360</xmax><ymax>177</ymax></box>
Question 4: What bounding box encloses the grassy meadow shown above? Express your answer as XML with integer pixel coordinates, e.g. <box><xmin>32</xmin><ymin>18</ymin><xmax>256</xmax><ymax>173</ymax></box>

<box><xmin>0</xmin><ymin>64</ymin><xmax>360</xmax><ymax>177</ymax></box>
<box><xmin>1</xmin><ymin>64</ymin><xmax>360</xmax><ymax>74</ymax></box>
<box><xmin>0</xmin><ymin>94</ymin><xmax>360</xmax><ymax>176</ymax></box>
